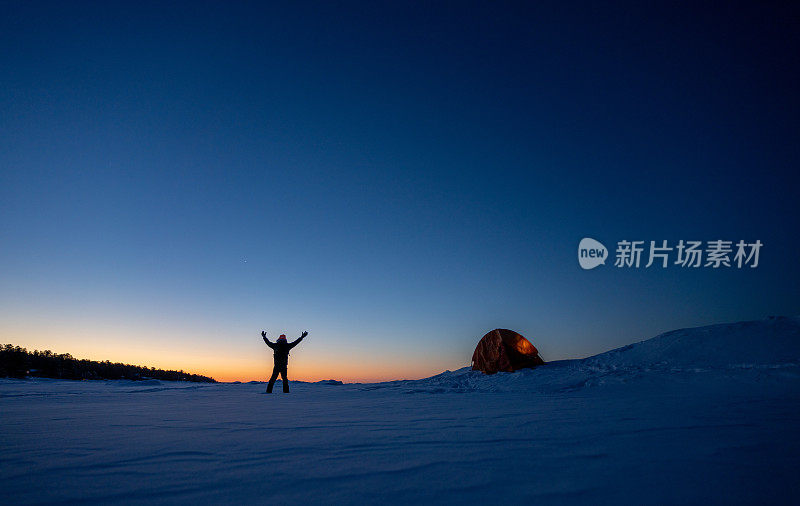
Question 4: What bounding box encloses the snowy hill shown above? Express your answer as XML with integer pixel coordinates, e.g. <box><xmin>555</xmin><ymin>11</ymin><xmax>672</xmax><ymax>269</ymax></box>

<box><xmin>584</xmin><ymin>315</ymin><xmax>800</xmax><ymax>370</ymax></box>
<box><xmin>375</xmin><ymin>316</ymin><xmax>800</xmax><ymax>394</ymax></box>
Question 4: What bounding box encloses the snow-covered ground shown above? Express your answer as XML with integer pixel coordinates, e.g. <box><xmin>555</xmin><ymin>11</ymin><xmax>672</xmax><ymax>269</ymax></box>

<box><xmin>2</xmin><ymin>317</ymin><xmax>799</xmax><ymax>505</ymax></box>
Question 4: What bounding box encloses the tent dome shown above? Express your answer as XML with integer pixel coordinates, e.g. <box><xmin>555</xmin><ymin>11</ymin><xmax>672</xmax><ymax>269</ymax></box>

<box><xmin>471</xmin><ymin>329</ymin><xmax>545</xmax><ymax>374</ymax></box>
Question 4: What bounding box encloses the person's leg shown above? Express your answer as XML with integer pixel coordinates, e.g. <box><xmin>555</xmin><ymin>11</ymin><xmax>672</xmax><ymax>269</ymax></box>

<box><xmin>281</xmin><ymin>366</ymin><xmax>289</xmax><ymax>393</ymax></box>
<box><xmin>267</xmin><ymin>365</ymin><xmax>279</xmax><ymax>393</ymax></box>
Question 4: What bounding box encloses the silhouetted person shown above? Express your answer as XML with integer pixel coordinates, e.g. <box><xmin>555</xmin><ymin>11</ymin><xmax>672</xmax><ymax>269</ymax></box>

<box><xmin>261</xmin><ymin>330</ymin><xmax>307</xmax><ymax>393</ymax></box>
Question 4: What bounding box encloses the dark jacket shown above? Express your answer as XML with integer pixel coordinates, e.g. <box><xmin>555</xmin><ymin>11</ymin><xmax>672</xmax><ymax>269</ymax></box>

<box><xmin>263</xmin><ymin>335</ymin><xmax>304</xmax><ymax>365</ymax></box>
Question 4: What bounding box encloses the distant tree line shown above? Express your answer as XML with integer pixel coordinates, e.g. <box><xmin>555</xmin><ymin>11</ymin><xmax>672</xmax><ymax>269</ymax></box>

<box><xmin>0</xmin><ymin>344</ymin><xmax>216</xmax><ymax>383</ymax></box>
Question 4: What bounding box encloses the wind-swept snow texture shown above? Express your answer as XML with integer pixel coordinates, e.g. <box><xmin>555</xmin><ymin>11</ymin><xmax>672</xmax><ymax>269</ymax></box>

<box><xmin>2</xmin><ymin>317</ymin><xmax>799</xmax><ymax>505</ymax></box>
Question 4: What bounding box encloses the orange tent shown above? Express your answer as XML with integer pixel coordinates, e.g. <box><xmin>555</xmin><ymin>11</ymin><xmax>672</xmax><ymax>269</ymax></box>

<box><xmin>471</xmin><ymin>328</ymin><xmax>545</xmax><ymax>374</ymax></box>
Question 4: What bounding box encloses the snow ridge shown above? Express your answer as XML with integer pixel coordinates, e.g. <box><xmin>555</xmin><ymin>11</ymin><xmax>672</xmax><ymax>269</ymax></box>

<box><xmin>373</xmin><ymin>316</ymin><xmax>800</xmax><ymax>394</ymax></box>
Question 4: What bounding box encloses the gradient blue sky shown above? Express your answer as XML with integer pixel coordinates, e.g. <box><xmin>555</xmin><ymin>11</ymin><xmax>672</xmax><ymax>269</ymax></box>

<box><xmin>1</xmin><ymin>2</ymin><xmax>798</xmax><ymax>381</ymax></box>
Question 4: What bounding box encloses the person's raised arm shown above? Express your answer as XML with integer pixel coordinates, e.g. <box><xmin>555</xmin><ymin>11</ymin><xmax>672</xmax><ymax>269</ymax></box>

<box><xmin>289</xmin><ymin>331</ymin><xmax>308</xmax><ymax>349</ymax></box>
<box><xmin>261</xmin><ymin>331</ymin><xmax>275</xmax><ymax>349</ymax></box>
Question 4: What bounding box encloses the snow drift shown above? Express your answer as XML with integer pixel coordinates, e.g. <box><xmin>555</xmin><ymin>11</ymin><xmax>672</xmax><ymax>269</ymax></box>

<box><xmin>371</xmin><ymin>316</ymin><xmax>800</xmax><ymax>394</ymax></box>
<box><xmin>584</xmin><ymin>315</ymin><xmax>800</xmax><ymax>370</ymax></box>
